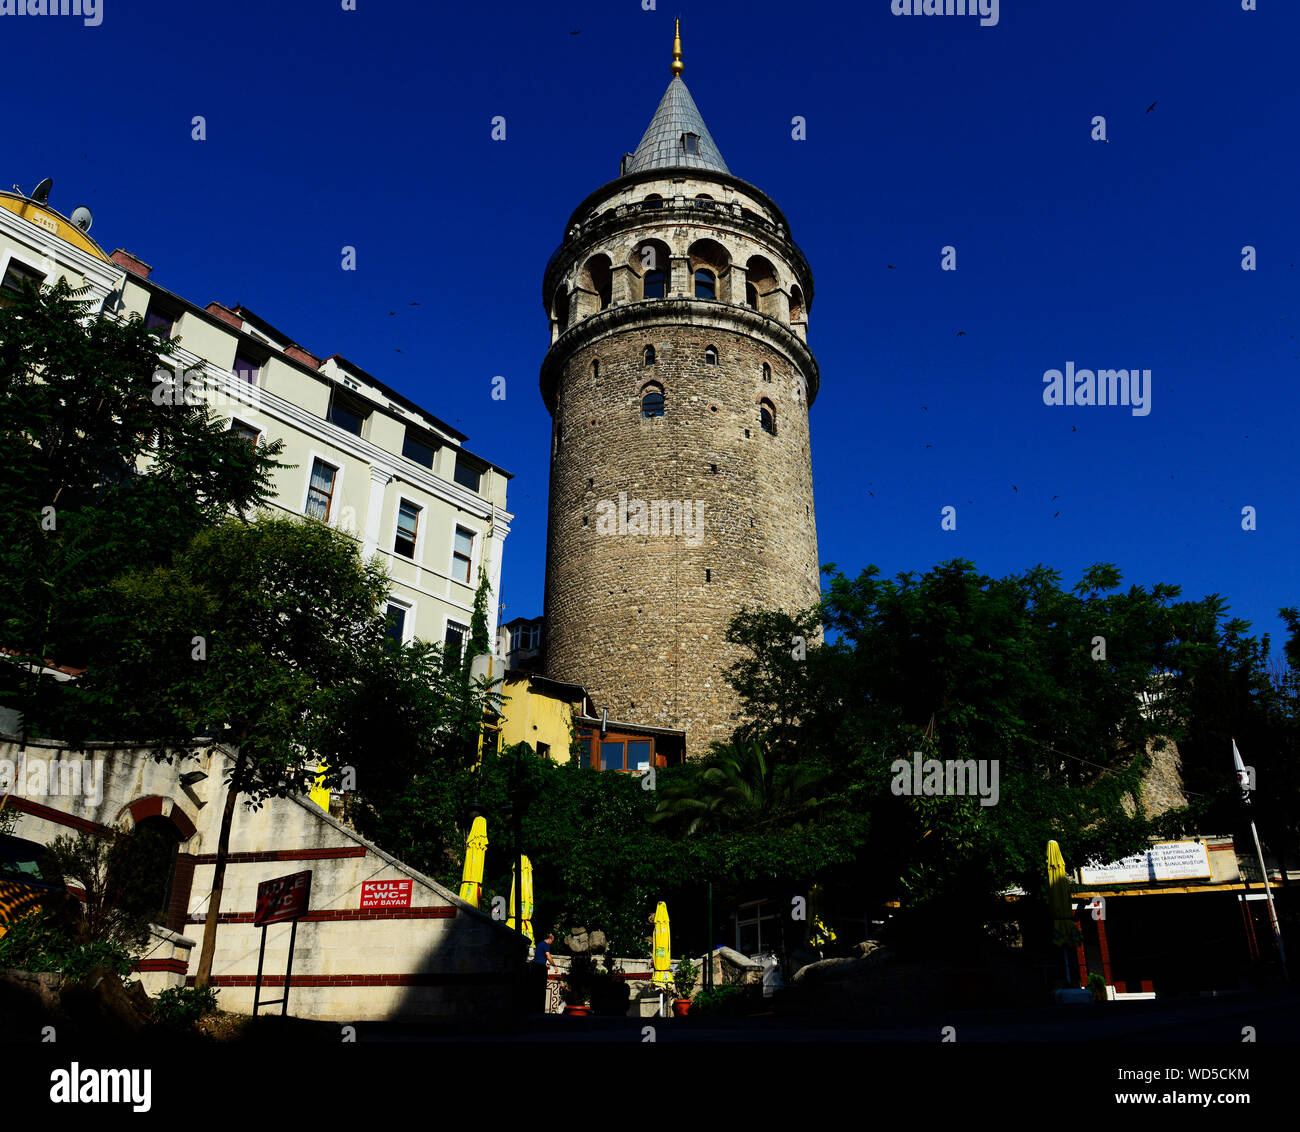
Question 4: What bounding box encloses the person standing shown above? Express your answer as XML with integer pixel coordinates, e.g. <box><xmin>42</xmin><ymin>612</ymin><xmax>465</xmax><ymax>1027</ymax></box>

<box><xmin>533</xmin><ymin>930</ymin><xmax>558</xmax><ymax>1011</ymax></box>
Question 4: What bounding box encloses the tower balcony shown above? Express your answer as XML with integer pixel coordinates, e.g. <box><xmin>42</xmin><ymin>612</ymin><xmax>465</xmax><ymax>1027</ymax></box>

<box><xmin>542</xmin><ymin>194</ymin><xmax>814</xmax><ymax>314</ymax></box>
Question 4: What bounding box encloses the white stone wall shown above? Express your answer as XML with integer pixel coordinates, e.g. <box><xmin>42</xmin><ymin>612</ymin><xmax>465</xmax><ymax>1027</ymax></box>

<box><xmin>1</xmin><ymin>737</ymin><xmax>524</xmax><ymax>1021</ymax></box>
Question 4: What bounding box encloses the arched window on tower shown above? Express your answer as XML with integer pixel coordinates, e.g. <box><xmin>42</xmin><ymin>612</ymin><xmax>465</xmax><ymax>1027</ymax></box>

<box><xmin>760</xmin><ymin>399</ymin><xmax>776</xmax><ymax>435</ymax></box>
<box><xmin>762</xmin><ymin>363</ymin><xmax>772</xmax><ymax>383</ymax></box>
<box><xmin>642</xmin><ymin>383</ymin><xmax>665</xmax><ymax>418</ymax></box>
<box><xmin>746</xmin><ymin>282</ymin><xmax>759</xmax><ymax>309</ymax></box>
<box><xmin>643</xmin><ymin>344</ymin><xmax>656</xmax><ymax>366</ymax></box>
<box><xmin>644</xmin><ymin>269</ymin><xmax>665</xmax><ymax>299</ymax></box>
<box><xmin>644</xmin><ymin>193</ymin><xmax>663</xmax><ymax>211</ymax></box>
<box><xmin>592</xmin><ymin>359</ymin><xmax>599</xmax><ymax>381</ymax></box>
<box><xmin>694</xmin><ymin>269</ymin><xmax>716</xmax><ymax>300</ymax></box>
<box><xmin>704</xmin><ymin>345</ymin><xmax>718</xmax><ymax>366</ymax></box>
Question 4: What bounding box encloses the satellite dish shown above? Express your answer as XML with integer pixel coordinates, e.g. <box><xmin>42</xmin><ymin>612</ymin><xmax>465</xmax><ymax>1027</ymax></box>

<box><xmin>31</xmin><ymin>178</ymin><xmax>53</xmax><ymax>204</ymax></box>
<box><xmin>70</xmin><ymin>206</ymin><xmax>93</xmax><ymax>232</ymax></box>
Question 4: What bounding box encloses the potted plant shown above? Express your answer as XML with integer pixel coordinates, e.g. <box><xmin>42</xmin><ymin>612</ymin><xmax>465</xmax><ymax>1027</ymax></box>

<box><xmin>1087</xmin><ymin>972</ymin><xmax>1109</xmax><ymax>1003</ymax></box>
<box><xmin>672</xmin><ymin>957</ymin><xmax>699</xmax><ymax>1016</ymax></box>
<box><xmin>562</xmin><ymin>952</ymin><xmax>596</xmax><ymax>1016</ymax></box>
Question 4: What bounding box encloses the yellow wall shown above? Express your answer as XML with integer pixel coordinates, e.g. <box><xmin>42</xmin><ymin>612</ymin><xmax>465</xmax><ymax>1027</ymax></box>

<box><xmin>497</xmin><ymin>676</ymin><xmax>578</xmax><ymax>763</ymax></box>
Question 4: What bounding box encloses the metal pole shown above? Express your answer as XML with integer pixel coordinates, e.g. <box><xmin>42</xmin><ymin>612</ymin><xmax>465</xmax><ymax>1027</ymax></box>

<box><xmin>282</xmin><ymin>918</ymin><xmax>299</xmax><ymax>1016</ymax></box>
<box><xmin>706</xmin><ymin>881</ymin><xmax>713</xmax><ymax>992</ymax></box>
<box><xmin>1250</xmin><ymin>818</ymin><xmax>1289</xmax><ymax>981</ymax></box>
<box><xmin>253</xmin><ymin>923</ymin><xmax>267</xmax><ymax>1015</ymax></box>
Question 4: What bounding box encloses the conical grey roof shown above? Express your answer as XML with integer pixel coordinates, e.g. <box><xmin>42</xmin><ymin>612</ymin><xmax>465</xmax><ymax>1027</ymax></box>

<box><xmin>624</xmin><ymin>77</ymin><xmax>730</xmax><ymax>176</ymax></box>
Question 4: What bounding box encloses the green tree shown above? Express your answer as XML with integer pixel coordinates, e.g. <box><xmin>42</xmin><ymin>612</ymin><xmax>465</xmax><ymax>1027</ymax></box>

<box><xmin>0</xmin><ymin>277</ymin><xmax>284</xmax><ymax>734</ymax></box>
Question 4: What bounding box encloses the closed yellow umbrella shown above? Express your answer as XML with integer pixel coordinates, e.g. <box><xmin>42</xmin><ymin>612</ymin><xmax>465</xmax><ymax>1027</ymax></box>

<box><xmin>507</xmin><ymin>854</ymin><xmax>534</xmax><ymax>943</ymax></box>
<box><xmin>652</xmin><ymin>901</ymin><xmax>672</xmax><ymax>987</ymax></box>
<box><xmin>1048</xmin><ymin>839</ymin><xmax>1077</xmax><ymax>983</ymax></box>
<box><xmin>458</xmin><ymin>816</ymin><xmax>489</xmax><ymax>907</ymax></box>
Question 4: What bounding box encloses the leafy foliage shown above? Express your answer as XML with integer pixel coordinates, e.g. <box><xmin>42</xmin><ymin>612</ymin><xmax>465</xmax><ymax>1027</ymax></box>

<box><xmin>0</xmin><ymin>907</ymin><xmax>133</xmax><ymax>984</ymax></box>
<box><xmin>151</xmin><ymin>984</ymin><xmax>219</xmax><ymax>1028</ymax></box>
<box><xmin>46</xmin><ymin>828</ymin><xmax>172</xmax><ymax>951</ymax></box>
<box><xmin>0</xmin><ymin>278</ymin><xmax>284</xmax><ymax>735</ymax></box>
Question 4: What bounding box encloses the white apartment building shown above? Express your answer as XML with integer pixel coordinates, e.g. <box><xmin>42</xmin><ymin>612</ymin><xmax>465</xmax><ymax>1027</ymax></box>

<box><xmin>1</xmin><ymin>182</ymin><xmax>512</xmax><ymax>656</ymax></box>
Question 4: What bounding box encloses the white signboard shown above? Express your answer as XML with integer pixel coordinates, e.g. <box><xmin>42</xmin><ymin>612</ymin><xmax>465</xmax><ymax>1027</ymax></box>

<box><xmin>1079</xmin><ymin>841</ymin><xmax>1211</xmax><ymax>885</ymax></box>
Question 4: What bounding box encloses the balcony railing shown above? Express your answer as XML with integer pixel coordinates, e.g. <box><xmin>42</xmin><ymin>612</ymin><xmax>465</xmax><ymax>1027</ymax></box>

<box><xmin>543</xmin><ymin>195</ymin><xmax>812</xmax><ymax>298</ymax></box>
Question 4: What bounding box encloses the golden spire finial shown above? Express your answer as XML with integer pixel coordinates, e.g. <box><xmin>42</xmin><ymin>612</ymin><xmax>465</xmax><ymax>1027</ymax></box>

<box><xmin>670</xmin><ymin>18</ymin><xmax>684</xmax><ymax>77</ymax></box>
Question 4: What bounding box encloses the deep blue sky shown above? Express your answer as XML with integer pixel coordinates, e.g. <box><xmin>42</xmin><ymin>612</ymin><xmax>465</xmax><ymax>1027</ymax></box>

<box><xmin>9</xmin><ymin>0</ymin><xmax>1298</xmax><ymax>651</ymax></box>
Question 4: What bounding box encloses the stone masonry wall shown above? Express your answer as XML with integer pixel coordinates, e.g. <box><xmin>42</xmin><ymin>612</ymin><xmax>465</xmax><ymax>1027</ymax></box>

<box><xmin>543</xmin><ymin>309</ymin><xmax>819</xmax><ymax>752</ymax></box>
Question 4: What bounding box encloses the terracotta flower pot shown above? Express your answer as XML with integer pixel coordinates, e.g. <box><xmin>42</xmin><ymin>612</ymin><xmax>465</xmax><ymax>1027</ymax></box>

<box><xmin>563</xmin><ymin>1004</ymin><xmax>591</xmax><ymax>1016</ymax></box>
<box><xmin>672</xmin><ymin>998</ymin><xmax>691</xmax><ymax>1017</ymax></box>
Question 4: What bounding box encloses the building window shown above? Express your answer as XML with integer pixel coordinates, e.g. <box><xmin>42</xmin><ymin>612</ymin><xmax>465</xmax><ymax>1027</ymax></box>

<box><xmin>510</xmin><ymin>623</ymin><xmax>541</xmax><ymax>651</ymax></box>
<box><xmin>452</xmin><ymin>526</ymin><xmax>474</xmax><ymax>583</ymax></box>
<box><xmin>746</xmin><ymin>282</ymin><xmax>759</xmax><ymax>309</ymax></box>
<box><xmin>643</xmin><ymin>344</ymin><xmax>656</xmax><ymax>366</ymax></box>
<box><xmin>402</xmin><ymin>429</ymin><xmax>436</xmax><ymax>468</ymax></box>
<box><xmin>735</xmin><ymin>899</ymin><xmax>782</xmax><ymax>958</ymax></box>
<box><xmin>394</xmin><ymin>500</ymin><xmax>420</xmax><ymax>559</ymax></box>
<box><xmin>1</xmin><ymin>258</ymin><xmax>45</xmax><ymax>299</ymax></box>
<box><xmin>327</xmin><ymin>391</ymin><xmax>368</xmax><ymax>436</ymax></box>
<box><xmin>760</xmin><ymin>399</ymin><xmax>777</xmax><ymax>435</ymax></box>
<box><xmin>305</xmin><ymin>459</ymin><xmax>338</xmax><ymax>520</ymax></box>
<box><xmin>643</xmin><ymin>270</ymin><xmax>665</xmax><ymax>299</ymax></box>
<box><xmin>145</xmin><ymin>305</ymin><xmax>175</xmax><ymax>337</ymax></box>
<box><xmin>537</xmin><ymin>742</ymin><xmax>551</xmax><ymax>760</ymax></box>
<box><xmin>228</xmin><ymin>419</ymin><xmax>260</xmax><ymax>447</ymax></box>
<box><xmin>454</xmin><ymin>458</ymin><xmax>481</xmax><ymax>493</ymax></box>
<box><xmin>444</xmin><ymin>620</ymin><xmax>468</xmax><ymax>668</ymax></box>
<box><xmin>641</xmin><ymin>384</ymin><xmax>665</xmax><ymax>418</ymax></box>
<box><xmin>704</xmin><ymin>345</ymin><xmax>718</xmax><ymax>366</ymax></box>
<box><xmin>233</xmin><ymin>353</ymin><xmax>260</xmax><ymax>384</ymax></box>
<box><xmin>384</xmin><ymin>601</ymin><xmax>408</xmax><ymax>644</ymax></box>
<box><xmin>694</xmin><ymin>269</ymin><xmax>716</xmax><ymax>300</ymax></box>
<box><xmin>682</xmin><ymin>133</ymin><xmax>699</xmax><ymax>155</ymax></box>
<box><xmin>591</xmin><ymin>359</ymin><xmax>599</xmax><ymax>381</ymax></box>
<box><xmin>583</xmin><ymin>733</ymin><xmax>654</xmax><ymax>772</ymax></box>
<box><xmin>576</xmin><ymin>736</ymin><xmax>592</xmax><ymax>768</ymax></box>
<box><xmin>644</xmin><ymin>194</ymin><xmax>663</xmax><ymax>210</ymax></box>
<box><xmin>762</xmin><ymin>363</ymin><xmax>772</xmax><ymax>383</ymax></box>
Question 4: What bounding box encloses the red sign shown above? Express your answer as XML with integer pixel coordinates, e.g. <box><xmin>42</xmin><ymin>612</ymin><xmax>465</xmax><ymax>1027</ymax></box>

<box><xmin>254</xmin><ymin>871</ymin><xmax>312</xmax><ymax>926</ymax></box>
<box><xmin>360</xmin><ymin>879</ymin><xmax>412</xmax><ymax>909</ymax></box>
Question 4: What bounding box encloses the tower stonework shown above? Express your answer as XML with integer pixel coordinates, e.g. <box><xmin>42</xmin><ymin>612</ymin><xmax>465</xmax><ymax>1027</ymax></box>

<box><xmin>540</xmin><ymin>28</ymin><xmax>820</xmax><ymax>754</ymax></box>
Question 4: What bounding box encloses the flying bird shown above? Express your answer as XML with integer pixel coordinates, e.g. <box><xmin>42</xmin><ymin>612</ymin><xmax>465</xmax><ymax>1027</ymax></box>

<box><xmin>570</xmin><ymin>29</ymin><xmax>581</xmax><ymax>34</ymax></box>
<box><xmin>409</xmin><ymin>301</ymin><xmax>420</xmax><ymax>306</ymax></box>
<box><xmin>887</xmin><ymin>264</ymin><xmax>896</xmax><ymax>270</ymax></box>
<box><xmin>1012</xmin><ymin>485</ymin><xmax>1018</xmax><ymax>492</ymax></box>
<box><xmin>1146</xmin><ymin>101</ymin><xmax>1158</xmax><ymax>113</ymax></box>
<box><xmin>956</xmin><ymin>331</ymin><xmax>966</xmax><ymax>336</ymax></box>
<box><xmin>1053</xmin><ymin>512</ymin><xmax>1060</xmax><ymax>518</ymax></box>
<box><xmin>395</xmin><ymin>348</ymin><xmax>403</xmax><ymax>353</ymax></box>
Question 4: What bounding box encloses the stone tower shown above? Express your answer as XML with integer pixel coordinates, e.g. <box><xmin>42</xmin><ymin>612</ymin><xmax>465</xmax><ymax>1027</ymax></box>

<box><xmin>539</xmin><ymin>23</ymin><xmax>820</xmax><ymax>754</ymax></box>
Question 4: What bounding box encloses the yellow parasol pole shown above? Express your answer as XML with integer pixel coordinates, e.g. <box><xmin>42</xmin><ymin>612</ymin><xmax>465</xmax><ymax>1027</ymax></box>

<box><xmin>507</xmin><ymin>854</ymin><xmax>534</xmax><ymax>943</ymax></box>
<box><xmin>652</xmin><ymin>901</ymin><xmax>672</xmax><ymax>1002</ymax></box>
<box><xmin>458</xmin><ymin>816</ymin><xmax>489</xmax><ymax>908</ymax></box>
<box><xmin>1047</xmin><ymin>840</ymin><xmax>1076</xmax><ymax>985</ymax></box>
